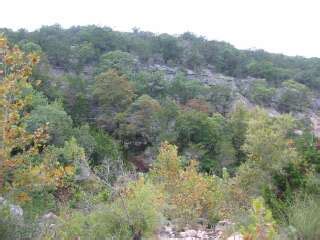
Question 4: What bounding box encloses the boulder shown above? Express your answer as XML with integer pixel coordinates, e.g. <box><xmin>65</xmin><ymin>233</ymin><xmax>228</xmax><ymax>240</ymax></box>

<box><xmin>0</xmin><ymin>196</ymin><xmax>23</xmax><ymax>219</ymax></box>
<box><xmin>75</xmin><ymin>161</ymin><xmax>92</xmax><ymax>181</ymax></box>
<box><xmin>37</xmin><ymin>212</ymin><xmax>60</xmax><ymax>239</ymax></box>
<box><xmin>9</xmin><ymin>204</ymin><xmax>23</xmax><ymax>218</ymax></box>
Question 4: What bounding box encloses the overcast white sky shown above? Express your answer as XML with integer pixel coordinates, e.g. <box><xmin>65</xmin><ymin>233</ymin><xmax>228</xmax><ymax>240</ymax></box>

<box><xmin>1</xmin><ymin>0</ymin><xmax>319</xmax><ymax>57</ymax></box>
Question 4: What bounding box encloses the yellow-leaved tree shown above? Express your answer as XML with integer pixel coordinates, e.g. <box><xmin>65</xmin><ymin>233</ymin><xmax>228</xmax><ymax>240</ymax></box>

<box><xmin>0</xmin><ymin>36</ymin><xmax>76</xmax><ymax>203</ymax></box>
<box><xmin>151</xmin><ymin>142</ymin><xmax>217</xmax><ymax>226</ymax></box>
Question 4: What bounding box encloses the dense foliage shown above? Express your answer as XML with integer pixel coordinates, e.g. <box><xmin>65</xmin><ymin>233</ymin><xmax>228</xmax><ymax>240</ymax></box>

<box><xmin>2</xmin><ymin>25</ymin><xmax>320</xmax><ymax>91</ymax></box>
<box><xmin>1</xmin><ymin>26</ymin><xmax>320</xmax><ymax>239</ymax></box>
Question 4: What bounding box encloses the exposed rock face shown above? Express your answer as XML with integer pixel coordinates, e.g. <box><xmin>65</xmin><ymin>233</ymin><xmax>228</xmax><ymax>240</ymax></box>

<box><xmin>144</xmin><ymin>64</ymin><xmax>255</xmax><ymax>92</ymax></box>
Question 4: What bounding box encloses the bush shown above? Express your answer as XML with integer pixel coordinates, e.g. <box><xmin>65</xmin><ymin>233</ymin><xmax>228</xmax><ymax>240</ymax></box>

<box><xmin>240</xmin><ymin>197</ymin><xmax>278</xmax><ymax>240</ymax></box>
<box><xmin>0</xmin><ymin>202</ymin><xmax>36</xmax><ymax>240</ymax></box>
<box><xmin>287</xmin><ymin>196</ymin><xmax>320</xmax><ymax>240</ymax></box>
<box><xmin>0</xmin><ymin>204</ymin><xmax>22</xmax><ymax>240</ymax></box>
<box><xmin>248</xmin><ymin>79</ymin><xmax>275</xmax><ymax>106</ymax></box>
<box><xmin>277</xmin><ymin>80</ymin><xmax>311</xmax><ymax>113</ymax></box>
<box><xmin>57</xmin><ymin>177</ymin><xmax>163</xmax><ymax>239</ymax></box>
<box><xmin>96</xmin><ymin>50</ymin><xmax>137</xmax><ymax>76</ymax></box>
<box><xmin>151</xmin><ymin>142</ymin><xmax>218</xmax><ymax>226</ymax></box>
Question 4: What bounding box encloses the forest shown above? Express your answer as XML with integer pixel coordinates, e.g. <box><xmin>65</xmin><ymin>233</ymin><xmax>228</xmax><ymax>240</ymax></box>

<box><xmin>0</xmin><ymin>25</ymin><xmax>320</xmax><ymax>239</ymax></box>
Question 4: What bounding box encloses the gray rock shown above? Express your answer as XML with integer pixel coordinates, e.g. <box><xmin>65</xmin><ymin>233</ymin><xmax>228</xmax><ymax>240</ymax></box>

<box><xmin>0</xmin><ymin>196</ymin><xmax>23</xmax><ymax>219</ymax></box>
<box><xmin>75</xmin><ymin>161</ymin><xmax>92</xmax><ymax>181</ymax></box>
<box><xmin>41</xmin><ymin>212</ymin><xmax>59</xmax><ymax>221</ymax></box>
<box><xmin>37</xmin><ymin>212</ymin><xmax>60</xmax><ymax>239</ymax></box>
<box><xmin>9</xmin><ymin>204</ymin><xmax>23</xmax><ymax>217</ymax></box>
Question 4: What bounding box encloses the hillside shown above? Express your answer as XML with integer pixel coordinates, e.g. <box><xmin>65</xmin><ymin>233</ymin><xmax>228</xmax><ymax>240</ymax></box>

<box><xmin>1</xmin><ymin>26</ymin><xmax>320</xmax><ymax>239</ymax></box>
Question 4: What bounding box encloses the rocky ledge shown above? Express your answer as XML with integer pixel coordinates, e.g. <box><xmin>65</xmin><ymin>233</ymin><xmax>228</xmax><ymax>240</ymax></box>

<box><xmin>157</xmin><ymin>220</ymin><xmax>243</xmax><ymax>240</ymax></box>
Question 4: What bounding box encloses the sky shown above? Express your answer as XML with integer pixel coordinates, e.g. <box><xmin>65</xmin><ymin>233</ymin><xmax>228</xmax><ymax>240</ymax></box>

<box><xmin>1</xmin><ymin>0</ymin><xmax>319</xmax><ymax>58</ymax></box>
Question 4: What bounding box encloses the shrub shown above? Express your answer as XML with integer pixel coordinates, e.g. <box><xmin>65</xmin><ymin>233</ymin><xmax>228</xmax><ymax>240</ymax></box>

<box><xmin>151</xmin><ymin>142</ymin><xmax>217</xmax><ymax>226</ymax></box>
<box><xmin>248</xmin><ymin>79</ymin><xmax>275</xmax><ymax>106</ymax></box>
<box><xmin>277</xmin><ymin>80</ymin><xmax>311</xmax><ymax>113</ymax></box>
<box><xmin>240</xmin><ymin>197</ymin><xmax>278</xmax><ymax>240</ymax></box>
<box><xmin>169</xmin><ymin>160</ymin><xmax>213</xmax><ymax>224</ymax></box>
<box><xmin>0</xmin><ymin>204</ymin><xmax>22</xmax><ymax>240</ymax></box>
<box><xmin>287</xmin><ymin>196</ymin><xmax>320</xmax><ymax>240</ymax></box>
<box><xmin>57</xmin><ymin>177</ymin><xmax>164</xmax><ymax>239</ymax></box>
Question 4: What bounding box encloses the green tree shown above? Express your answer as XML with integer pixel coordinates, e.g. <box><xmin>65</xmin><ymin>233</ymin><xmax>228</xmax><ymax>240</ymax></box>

<box><xmin>26</xmin><ymin>101</ymin><xmax>73</xmax><ymax>146</ymax></box>
<box><xmin>60</xmin><ymin>74</ymin><xmax>90</xmax><ymax>124</ymax></box>
<box><xmin>116</xmin><ymin>95</ymin><xmax>162</xmax><ymax>149</ymax></box>
<box><xmin>96</xmin><ymin>50</ymin><xmax>136</xmax><ymax>76</ymax></box>
<box><xmin>93</xmin><ymin>69</ymin><xmax>135</xmax><ymax>130</ymax></box>
<box><xmin>132</xmin><ymin>70</ymin><xmax>168</xmax><ymax>98</ymax></box>
<box><xmin>207</xmin><ymin>84</ymin><xmax>233</xmax><ymax>114</ymax></box>
<box><xmin>169</xmin><ymin>73</ymin><xmax>206</xmax><ymax>104</ymax></box>
<box><xmin>243</xmin><ymin>108</ymin><xmax>297</xmax><ymax>171</ymax></box>
<box><xmin>176</xmin><ymin>110</ymin><xmax>235</xmax><ymax>172</ymax></box>
<box><xmin>93</xmin><ymin>69</ymin><xmax>135</xmax><ymax>113</ymax></box>
<box><xmin>277</xmin><ymin>80</ymin><xmax>311</xmax><ymax>112</ymax></box>
<box><xmin>246</xmin><ymin>61</ymin><xmax>292</xmax><ymax>85</ymax></box>
<box><xmin>18</xmin><ymin>40</ymin><xmax>42</xmax><ymax>54</ymax></box>
<box><xmin>228</xmin><ymin>104</ymin><xmax>250</xmax><ymax>163</ymax></box>
<box><xmin>70</xmin><ymin>41</ymin><xmax>96</xmax><ymax>71</ymax></box>
<box><xmin>154</xmin><ymin>34</ymin><xmax>182</xmax><ymax>63</ymax></box>
<box><xmin>248</xmin><ymin>79</ymin><xmax>275</xmax><ymax>106</ymax></box>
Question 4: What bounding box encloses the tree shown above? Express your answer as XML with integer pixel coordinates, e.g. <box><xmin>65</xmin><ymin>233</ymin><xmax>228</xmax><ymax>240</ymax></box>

<box><xmin>0</xmin><ymin>36</ymin><xmax>54</xmax><ymax>202</ymax></box>
<box><xmin>116</xmin><ymin>95</ymin><xmax>162</xmax><ymax>149</ymax></box>
<box><xmin>277</xmin><ymin>80</ymin><xmax>311</xmax><ymax>112</ymax></box>
<box><xmin>93</xmin><ymin>69</ymin><xmax>135</xmax><ymax>130</ymax></box>
<box><xmin>0</xmin><ymin>36</ymin><xmax>81</xmax><ymax>204</ymax></box>
<box><xmin>35</xmin><ymin>24</ymin><xmax>72</xmax><ymax>68</ymax></box>
<box><xmin>246</xmin><ymin>61</ymin><xmax>292</xmax><ymax>85</ymax></box>
<box><xmin>151</xmin><ymin>143</ymin><xmax>181</xmax><ymax>193</ymax></box>
<box><xmin>0</xmin><ymin>36</ymin><xmax>41</xmax><ymax>194</ymax></box>
<box><xmin>182</xmin><ymin>46</ymin><xmax>205</xmax><ymax>70</ymax></box>
<box><xmin>243</xmin><ymin>108</ymin><xmax>297</xmax><ymax>171</ymax></box>
<box><xmin>70</xmin><ymin>41</ymin><xmax>96</xmax><ymax>71</ymax></box>
<box><xmin>157</xmin><ymin>98</ymin><xmax>179</xmax><ymax>142</ymax></box>
<box><xmin>151</xmin><ymin>142</ymin><xmax>214</xmax><ymax>225</ymax></box>
<box><xmin>26</xmin><ymin>101</ymin><xmax>73</xmax><ymax>146</ymax></box>
<box><xmin>60</xmin><ymin>74</ymin><xmax>90</xmax><ymax>124</ymax></box>
<box><xmin>18</xmin><ymin>40</ymin><xmax>42</xmax><ymax>54</ymax></box>
<box><xmin>185</xmin><ymin>98</ymin><xmax>211</xmax><ymax>114</ymax></box>
<box><xmin>96</xmin><ymin>50</ymin><xmax>137</xmax><ymax>76</ymax></box>
<box><xmin>248</xmin><ymin>79</ymin><xmax>275</xmax><ymax>106</ymax></box>
<box><xmin>132</xmin><ymin>70</ymin><xmax>168</xmax><ymax>98</ymax></box>
<box><xmin>154</xmin><ymin>34</ymin><xmax>182</xmax><ymax>63</ymax></box>
<box><xmin>169</xmin><ymin>73</ymin><xmax>207</xmax><ymax>104</ymax></box>
<box><xmin>175</xmin><ymin>110</ymin><xmax>236</xmax><ymax>172</ymax></box>
<box><xmin>73</xmin><ymin>124</ymin><xmax>96</xmax><ymax>159</ymax></box>
<box><xmin>93</xmin><ymin>69</ymin><xmax>135</xmax><ymax>113</ymax></box>
<box><xmin>228</xmin><ymin>103</ymin><xmax>250</xmax><ymax>163</ymax></box>
<box><xmin>207</xmin><ymin>84</ymin><xmax>233</xmax><ymax>114</ymax></box>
